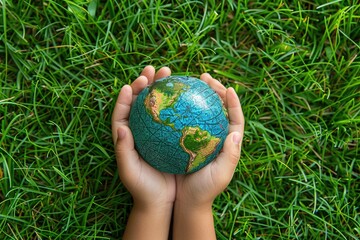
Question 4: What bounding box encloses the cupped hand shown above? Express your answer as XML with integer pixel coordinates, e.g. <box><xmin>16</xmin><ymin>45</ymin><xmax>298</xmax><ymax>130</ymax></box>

<box><xmin>175</xmin><ymin>73</ymin><xmax>245</xmax><ymax>207</ymax></box>
<box><xmin>112</xmin><ymin>66</ymin><xmax>176</xmax><ymax>209</ymax></box>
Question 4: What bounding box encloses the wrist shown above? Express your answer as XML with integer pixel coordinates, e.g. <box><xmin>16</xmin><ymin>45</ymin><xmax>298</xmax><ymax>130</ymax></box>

<box><xmin>174</xmin><ymin>198</ymin><xmax>213</xmax><ymax>213</ymax></box>
<box><xmin>133</xmin><ymin>199</ymin><xmax>174</xmax><ymax>214</ymax></box>
<box><xmin>173</xmin><ymin>197</ymin><xmax>216</xmax><ymax>240</ymax></box>
<box><xmin>123</xmin><ymin>199</ymin><xmax>173</xmax><ymax>240</ymax></box>
<box><xmin>175</xmin><ymin>192</ymin><xmax>215</xmax><ymax>210</ymax></box>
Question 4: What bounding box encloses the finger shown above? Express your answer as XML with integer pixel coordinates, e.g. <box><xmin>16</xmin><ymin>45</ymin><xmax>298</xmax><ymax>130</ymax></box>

<box><xmin>131</xmin><ymin>75</ymin><xmax>148</xmax><ymax>95</ymax></box>
<box><xmin>154</xmin><ymin>66</ymin><xmax>171</xmax><ymax>81</ymax></box>
<box><xmin>140</xmin><ymin>65</ymin><xmax>156</xmax><ymax>83</ymax></box>
<box><xmin>199</xmin><ymin>72</ymin><xmax>212</xmax><ymax>84</ymax></box>
<box><xmin>115</xmin><ymin>126</ymin><xmax>141</xmax><ymax>178</ymax></box>
<box><xmin>200</xmin><ymin>73</ymin><xmax>227</xmax><ymax>104</ymax></box>
<box><xmin>212</xmin><ymin>131</ymin><xmax>242</xmax><ymax>180</ymax></box>
<box><xmin>226</xmin><ymin>87</ymin><xmax>244</xmax><ymax>135</ymax></box>
<box><xmin>111</xmin><ymin>85</ymin><xmax>133</xmax><ymax>144</ymax></box>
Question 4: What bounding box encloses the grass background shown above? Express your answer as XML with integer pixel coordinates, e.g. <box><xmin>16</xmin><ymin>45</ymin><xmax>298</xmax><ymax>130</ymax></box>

<box><xmin>0</xmin><ymin>0</ymin><xmax>359</xmax><ymax>239</ymax></box>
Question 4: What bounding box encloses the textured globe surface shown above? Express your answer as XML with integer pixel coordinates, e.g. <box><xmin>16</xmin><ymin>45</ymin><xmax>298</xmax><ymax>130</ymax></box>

<box><xmin>129</xmin><ymin>76</ymin><xmax>229</xmax><ymax>174</ymax></box>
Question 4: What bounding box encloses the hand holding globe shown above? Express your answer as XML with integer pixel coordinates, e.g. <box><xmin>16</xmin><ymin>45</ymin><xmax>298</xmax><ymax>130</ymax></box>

<box><xmin>111</xmin><ymin>66</ymin><xmax>244</xmax><ymax>239</ymax></box>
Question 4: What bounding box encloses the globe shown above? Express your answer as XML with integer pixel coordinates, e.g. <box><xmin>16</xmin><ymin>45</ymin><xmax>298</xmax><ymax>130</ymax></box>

<box><xmin>129</xmin><ymin>76</ymin><xmax>229</xmax><ymax>174</ymax></box>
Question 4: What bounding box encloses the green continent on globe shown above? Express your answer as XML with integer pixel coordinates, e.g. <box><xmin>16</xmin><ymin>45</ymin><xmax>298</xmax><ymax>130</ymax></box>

<box><xmin>144</xmin><ymin>78</ymin><xmax>189</xmax><ymax>126</ymax></box>
<box><xmin>180</xmin><ymin>126</ymin><xmax>221</xmax><ymax>173</ymax></box>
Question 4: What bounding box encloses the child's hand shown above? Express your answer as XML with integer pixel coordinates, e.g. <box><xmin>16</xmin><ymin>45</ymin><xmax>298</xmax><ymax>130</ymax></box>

<box><xmin>112</xmin><ymin>66</ymin><xmax>176</xmax><ymax>210</ymax></box>
<box><xmin>175</xmin><ymin>73</ymin><xmax>245</xmax><ymax>208</ymax></box>
<box><xmin>173</xmin><ymin>73</ymin><xmax>244</xmax><ymax>240</ymax></box>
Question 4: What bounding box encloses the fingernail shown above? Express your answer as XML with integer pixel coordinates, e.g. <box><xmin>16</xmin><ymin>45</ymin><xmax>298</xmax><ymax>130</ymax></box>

<box><xmin>232</xmin><ymin>132</ymin><xmax>241</xmax><ymax>145</ymax></box>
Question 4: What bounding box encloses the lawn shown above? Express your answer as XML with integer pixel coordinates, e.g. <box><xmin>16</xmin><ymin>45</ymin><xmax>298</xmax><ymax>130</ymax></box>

<box><xmin>0</xmin><ymin>0</ymin><xmax>359</xmax><ymax>239</ymax></box>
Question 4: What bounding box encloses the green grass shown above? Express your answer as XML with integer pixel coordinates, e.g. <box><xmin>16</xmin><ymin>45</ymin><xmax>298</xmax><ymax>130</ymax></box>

<box><xmin>0</xmin><ymin>0</ymin><xmax>359</xmax><ymax>239</ymax></box>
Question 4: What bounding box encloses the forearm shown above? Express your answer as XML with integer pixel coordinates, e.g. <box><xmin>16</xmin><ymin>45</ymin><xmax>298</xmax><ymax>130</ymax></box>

<box><xmin>173</xmin><ymin>200</ymin><xmax>216</xmax><ymax>240</ymax></box>
<box><xmin>123</xmin><ymin>202</ymin><xmax>173</xmax><ymax>240</ymax></box>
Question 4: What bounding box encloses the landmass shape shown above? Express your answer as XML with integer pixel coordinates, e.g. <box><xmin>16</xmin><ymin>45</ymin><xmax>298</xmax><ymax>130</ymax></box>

<box><xmin>180</xmin><ymin>126</ymin><xmax>221</xmax><ymax>173</ymax></box>
<box><xmin>144</xmin><ymin>78</ymin><xmax>189</xmax><ymax>127</ymax></box>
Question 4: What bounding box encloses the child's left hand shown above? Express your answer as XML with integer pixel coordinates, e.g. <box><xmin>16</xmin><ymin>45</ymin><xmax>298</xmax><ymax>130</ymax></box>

<box><xmin>112</xmin><ymin>66</ymin><xmax>176</xmax><ymax>210</ymax></box>
<box><xmin>175</xmin><ymin>73</ymin><xmax>245</xmax><ymax>208</ymax></box>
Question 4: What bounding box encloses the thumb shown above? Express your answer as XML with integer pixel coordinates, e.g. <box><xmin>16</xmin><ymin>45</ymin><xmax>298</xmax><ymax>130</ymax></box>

<box><xmin>115</xmin><ymin>126</ymin><xmax>140</xmax><ymax>174</ymax></box>
<box><xmin>214</xmin><ymin>131</ymin><xmax>242</xmax><ymax>175</ymax></box>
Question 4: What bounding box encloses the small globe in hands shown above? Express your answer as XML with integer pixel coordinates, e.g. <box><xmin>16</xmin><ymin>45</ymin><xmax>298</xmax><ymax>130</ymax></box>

<box><xmin>129</xmin><ymin>76</ymin><xmax>229</xmax><ymax>174</ymax></box>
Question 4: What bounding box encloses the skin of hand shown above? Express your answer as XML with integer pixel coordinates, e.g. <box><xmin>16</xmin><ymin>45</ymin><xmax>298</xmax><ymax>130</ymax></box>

<box><xmin>111</xmin><ymin>66</ymin><xmax>176</xmax><ymax>239</ymax></box>
<box><xmin>173</xmin><ymin>73</ymin><xmax>245</xmax><ymax>240</ymax></box>
<box><xmin>175</xmin><ymin>72</ymin><xmax>245</xmax><ymax>206</ymax></box>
